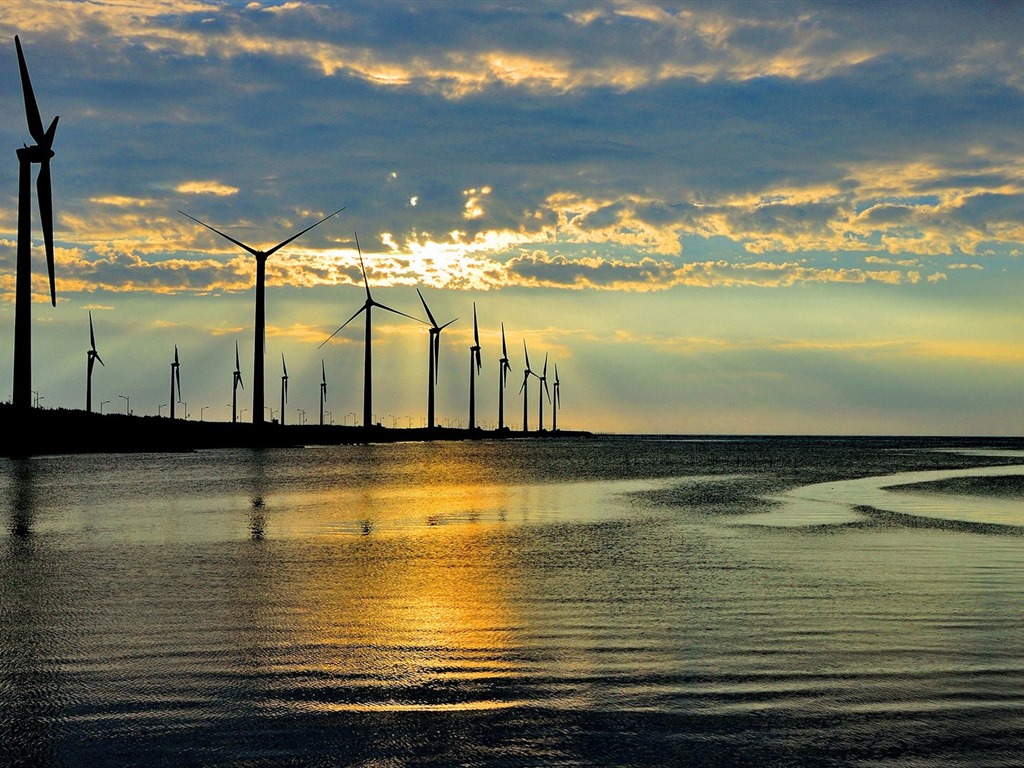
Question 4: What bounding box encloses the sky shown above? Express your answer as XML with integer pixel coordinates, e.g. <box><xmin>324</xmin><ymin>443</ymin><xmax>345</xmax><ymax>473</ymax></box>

<box><xmin>1</xmin><ymin>0</ymin><xmax>1022</xmax><ymax>435</ymax></box>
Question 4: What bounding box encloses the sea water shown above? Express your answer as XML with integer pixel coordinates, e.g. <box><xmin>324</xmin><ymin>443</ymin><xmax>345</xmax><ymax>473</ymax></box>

<box><xmin>2</xmin><ymin>436</ymin><xmax>1023</xmax><ymax>766</ymax></box>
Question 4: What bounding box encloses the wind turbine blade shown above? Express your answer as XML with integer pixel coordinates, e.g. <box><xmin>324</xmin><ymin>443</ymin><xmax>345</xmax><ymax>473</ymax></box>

<box><xmin>555</xmin><ymin>364</ymin><xmax>559</xmax><ymax>385</ymax></box>
<box><xmin>354</xmin><ymin>233</ymin><xmax>371</xmax><ymax>299</ymax></box>
<box><xmin>544</xmin><ymin>379</ymin><xmax>551</xmax><ymax>403</ymax></box>
<box><xmin>38</xmin><ymin>159</ymin><xmax>56</xmax><ymax>306</ymax></box>
<box><xmin>322</xmin><ymin>359</ymin><xmax>327</xmax><ymax>386</ymax></box>
<box><xmin>440</xmin><ymin>317</ymin><xmax>458</xmax><ymax>331</ymax></box>
<box><xmin>15</xmin><ymin>36</ymin><xmax>46</xmax><ymax>145</ymax></box>
<box><xmin>89</xmin><ymin>311</ymin><xmax>96</xmax><ymax>350</ymax></box>
<box><xmin>235</xmin><ymin>341</ymin><xmax>240</xmax><ymax>371</ymax></box>
<box><xmin>523</xmin><ymin>340</ymin><xmax>531</xmax><ymax>372</ymax></box>
<box><xmin>95</xmin><ymin>352</ymin><xmax>105</xmax><ymax>367</ymax></box>
<box><xmin>174</xmin><ymin>345</ymin><xmax>179</xmax><ymax>364</ymax></box>
<box><xmin>475</xmin><ymin>348</ymin><xmax>482</xmax><ymax>374</ymax></box>
<box><xmin>282</xmin><ymin>353</ymin><xmax>287</xmax><ymax>377</ymax></box>
<box><xmin>375</xmin><ymin>301</ymin><xmax>425</xmax><ymax>324</ymax></box>
<box><xmin>417</xmin><ymin>288</ymin><xmax>439</xmax><ymax>328</ymax></box>
<box><xmin>519</xmin><ymin>371</ymin><xmax>529</xmax><ymax>395</ymax></box>
<box><xmin>176</xmin><ymin>368</ymin><xmax>182</xmax><ymax>400</ymax></box>
<box><xmin>542</xmin><ymin>353</ymin><xmax>548</xmax><ymax>378</ymax></box>
<box><xmin>473</xmin><ymin>303</ymin><xmax>479</xmax><ymax>346</ymax></box>
<box><xmin>262</xmin><ymin>207</ymin><xmax>345</xmax><ymax>258</ymax></box>
<box><xmin>178</xmin><ymin>211</ymin><xmax>261</xmax><ymax>257</ymax></box>
<box><xmin>318</xmin><ymin>304</ymin><xmax>367</xmax><ymax>348</ymax></box>
<box><xmin>501</xmin><ymin>322</ymin><xmax>508</xmax><ymax>358</ymax></box>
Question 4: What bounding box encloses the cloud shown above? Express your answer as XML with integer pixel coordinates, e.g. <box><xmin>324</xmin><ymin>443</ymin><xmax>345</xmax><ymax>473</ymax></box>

<box><xmin>175</xmin><ymin>180</ymin><xmax>241</xmax><ymax>196</ymax></box>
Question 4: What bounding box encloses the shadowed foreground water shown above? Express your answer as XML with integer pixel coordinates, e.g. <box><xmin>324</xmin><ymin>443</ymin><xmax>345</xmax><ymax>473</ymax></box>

<box><xmin>2</xmin><ymin>436</ymin><xmax>1024</xmax><ymax>766</ymax></box>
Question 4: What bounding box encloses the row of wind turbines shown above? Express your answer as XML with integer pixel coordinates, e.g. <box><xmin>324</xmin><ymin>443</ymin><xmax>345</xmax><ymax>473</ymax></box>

<box><xmin>83</xmin><ymin>239</ymin><xmax>566</xmax><ymax>433</ymax></box>
<box><xmin>12</xmin><ymin>35</ymin><xmax>566</xmax><ymax>433</ymax></box>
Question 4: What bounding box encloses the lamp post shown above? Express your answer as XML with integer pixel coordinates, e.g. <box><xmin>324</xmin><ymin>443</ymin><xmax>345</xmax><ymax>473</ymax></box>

<box><xmin>118</xmin><ymin>394</ymin><xmax>130</xmax><ymax>415</ymax></box>
<box><xmin>100</xmin><ymin>399</ymin><xmax>109</xmax><ymax>414</ymax></box>
<box><xmin>158</xmin><ymin>403</ymin><xmax>167</xmax><ymax>417</ymax></box>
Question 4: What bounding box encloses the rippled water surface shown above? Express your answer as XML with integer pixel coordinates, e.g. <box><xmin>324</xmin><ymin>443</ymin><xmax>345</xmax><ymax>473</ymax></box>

<box><xmin>3</xmin><ymin>436</ymin><xmax>1024</xmax><ymax>766</ymax></box>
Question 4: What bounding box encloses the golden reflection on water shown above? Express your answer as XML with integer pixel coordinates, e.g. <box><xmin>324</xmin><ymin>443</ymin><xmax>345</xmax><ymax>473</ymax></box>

<box><xmin>238</xmin><ymin>449</ymin><xmax>528</xmax><ymax>713</ymax></box>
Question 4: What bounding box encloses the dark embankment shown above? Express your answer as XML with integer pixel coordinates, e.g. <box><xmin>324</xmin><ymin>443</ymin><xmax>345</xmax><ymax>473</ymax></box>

<box><xmin>1</xmin><ymin>405</ymin><xmax>590</xmax><ymax>456</ymax></box>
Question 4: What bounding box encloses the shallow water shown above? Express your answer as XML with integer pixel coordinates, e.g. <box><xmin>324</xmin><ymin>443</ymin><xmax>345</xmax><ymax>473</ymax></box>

<box><xmin>2</xmin><ymin>436</ymin><xmax>1024</xmax><ymax>766</ymax></box>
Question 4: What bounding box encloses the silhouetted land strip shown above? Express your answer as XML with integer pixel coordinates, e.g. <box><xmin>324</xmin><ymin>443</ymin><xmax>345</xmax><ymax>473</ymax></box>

<box><xmin>1</xmin><ymin>405</ymin><xmax>591</xmax><ymax>456</ymax></box>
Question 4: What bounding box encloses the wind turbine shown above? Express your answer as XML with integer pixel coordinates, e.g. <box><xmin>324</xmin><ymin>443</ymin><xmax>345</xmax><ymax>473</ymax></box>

<box><xmin>86</xmin><ymin>311</ymin><xmax>104</xmax><ymax>413</ymax></box>
<box><xmin>179</xmin><ymin>206</ymin><xmax>343</xmax><ymax>427</ymax></box>
<box><xmin>416</xmin><ymin>288</ymin><xmax>456</xmax><ymax>430</ymax></box>
<box><xmin>519</xmin><ymin>340</ymin><xmax>538</xmax><ymax>432</ymax></box>
<box><xmin>13</xmin><ymin>35</ymin><xmax>60</xmax><ymax>410</ymax></box>
<box><xmin>497</xmin><ymin>322</ymin><xmax>512</xmax><ymax>431</ymax></box>
<box><xmin>537</xmin><ymin>353</ymin><xmax>552</xmax><ymax>431</ymax></box>
<box><xmin>170</xmin><ymin>346</ymin><xmax>182</xmax><ymax>419</ymax></box>
<box><xmin>319</xmin><ymin>359</ymin><xmax>327</xmax><ymax>426</ymax></box>
<box><xmin>232</xmin><ymin>341</ymin><xmax>244</xmax><ymax>424</ymax></box>
<box><xmin>320</xmin><ymin>234</ymin><xmax>422</xmax><ymax>430</ymax></box>
<box><xmin>280</xmin><ymin>354</ymin><xmax>289</xmax><ymax>425</ymax></box>
<box><xmin>468</xmin><ymin>303</ymin><xmax>482</xmax><ymax>430</ymax></box>
<box><xmin>552</xmin><ymin>364</ymin><xmax>561</xmax><ymax>432</ymax></box>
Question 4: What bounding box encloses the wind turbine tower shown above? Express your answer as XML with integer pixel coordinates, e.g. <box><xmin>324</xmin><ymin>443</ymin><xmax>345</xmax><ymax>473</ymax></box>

<box><xmin>537</xmin><ymin>353</ymin><xmax>551</xmax><ymax>431</ymax></box>
<box><xmin>280</xmin><ymin>354</ymin><xmax>289</xmax><ymax>425</ymax></box>
<box><xmin>319</xmin><ymin>359</ymin><xmax>327</xmax><ymax>426</ymax></box>
<box><xmin>232</xmin><ymin>341</ymin><xmax>244</xmax><ymax>424</ymax></box>
<box><xmin>468</xmin><ymin>303</ymin><xmax>482</xmax><ymax>430</ymax></box>
<box><xmin>86</xmin><ymin>312</ymin><xmax>104</xmax><ymax>413</ymax></box>
<box><xmin>552</xmin><ymin>364</ymin><xmax>561</xmax><ymax>432</ymax></box>
<box><xmin>497</xmin><ymin>323</ymin><xmax>511</xmax><ymax>431</ymax></box>
<box><xmin>12</xmin><ymin>36</ymin><xmax>60</xmax><ymax>411</ymax></box>
<box><xmin>416</xmin><ymin>289</ymin><xmax>456</xmax><ymax>431</ymax></box>
<box><xmin>170</xmin><ymin>346</ymin><xmax>182</xmax><ymax>419</ymax></box>
<box><xmin>519</xmin><ymin>340</ymin><xmax>538</xmax><ymax>432</ymax></box>
<box><xmin>179</xmin><ymin>207</ymin><xmax>343</xmax><ymax>427</ymax></box>
<box><xmin>320</xmin><ymin>234</ymin><xmax>422</xmax><ymax>430</ymax></box>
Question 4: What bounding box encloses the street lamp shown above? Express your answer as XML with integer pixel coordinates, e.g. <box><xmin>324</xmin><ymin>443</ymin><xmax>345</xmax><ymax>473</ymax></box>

<box><xmin>297</xmin><ymin>408</ymin><xmax>305</xmax><ymax>424</ymax></box>
<box><xmin>200</xmin><ymin>405</ymin><xmax>208</xmax><ymax>421</ymax></box>
<box><xmin>118</xmin><ymin>394</ymin><xmax>130</xmax><ymax>415</ymax></box>
<box><xmin>100</xmin><ymin>400</ymin><xmax>110</xmax><ymax>414</ymax></box>
<box><xmin>158</xmin><ymin>403</ymin><xmax>168</xmax><ymax>417</ymax></box>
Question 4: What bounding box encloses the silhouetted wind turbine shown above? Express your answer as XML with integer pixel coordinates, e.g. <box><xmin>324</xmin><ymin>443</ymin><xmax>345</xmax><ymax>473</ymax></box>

<box><xmin>468</xmin><ymin>303</ymin><xmax>482</xmax><ymax>430</ymax></box>
<box><xmin>170</xmin><ymin>346</ymin><xmax>182</xmax><ymax>419</ymax></box>
<box><xmin>280</xmin><ymin>354</ymin><xmax>289</xmax><ymax>425</ymax></box>
<box><xmin>320</xmin><ymin>234</ymin><xmax>422</xmax><ymax>429</ymax></box>
<box><xmin>497</xmin><ymin>322</ymin><xmax>512</xmax><ymax>431</ymax></box>
<box><xmin>417</xmin><ymin>288</ymin><xmax>456</xmax><ymax>430</ymax></box>
<box><xmin>86</xmin><ymin>311</ymin><xmax>104</xmax><ymax>413</ymax></box>
<box><xmin>13</xmin><ymin>35</ymin><xmax>60</xmax><ymax>410</ymax></box>
<box><xmin>537</xmin><ymin>353</ymin><xmax>552</xmax><ymax>431</ymax></box>
<box><xmin>179</xmin><ymin>207</ymin><xmax>343</xmax><ymax>427</ymax></box>
<box><xmin>319</xmin><ymin>359</ymin><xmax>327</xmax><ymax>426</ymax></box>
<box><xmin>232</xmin><ymin>341</ymin><xmax>244</xmax><ymax>424</ymax></box>
<box><xmin>552</xmin><ymin>364</ymin><xmax>561</xmax><ymax>432</ymax></box>
<box><xmin>519</xmin><ymin>340</ymin><xmax>539</xmax><ymax>432</ymax></box>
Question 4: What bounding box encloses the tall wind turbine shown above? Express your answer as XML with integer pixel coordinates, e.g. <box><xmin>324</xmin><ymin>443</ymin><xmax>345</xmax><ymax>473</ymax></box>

<box><xmin>468</xmin><ymin>303</ymin><xmax>482</xmax><ymax>430</ymax></box>
<box><xmin>232</xmin><ymin>341</ymin><xmax>244</xmax><ymax>424</ymax></box>
<box><xmin>537</xmin><ymin>353</ymin><xmax>552</xmax><ymax>431</ymax></box>
<box><xmin>497</xmin><ymin>322</ymin><xmax>512</xmax><ymax>431</ymax></box>
<box><xmin>170</xmin><ymin>346</ymin><xmax>182</xmax><ymax>419</ymax></box>
<box><xmin>552</xmin><ymin>364</ymin><xmax>561</xmax><ymax>432</ymax></box>
<box><xmin>320</xmin><ymin>234</ymin><xmax>422</xmax><ymax>429</ymax></box>
<box><xmin>519</xmin><ymin>340</ymin><xmax>538</xmax><ymax>432</ymax></box>
<box><xmin>179</xmin><ymin>207</ymin><xmax>343</xmax><ymax>427</ymax></box>
<box><xmin>86</xmin><ymin>311</ymin><xmax>104</xmax><ymax>413</ymax></box>
<box><xmin>13</xmin><ymin>35</ymin><xmax>60</xmax><ymax>410</ymax></box>
<box><xmin>280</xmin><ymin>354</ymin><xmax>289</xmax><ymax>425</ymax></box>
<box><xmin>416</xmin><ymin>288</ymin><xmax>455</xmax><ymax>430</ymax></box>
<box><xmin>319</xmin><ymin>359</ymin><xmax>327</xmax><ymax>426</ymax></box>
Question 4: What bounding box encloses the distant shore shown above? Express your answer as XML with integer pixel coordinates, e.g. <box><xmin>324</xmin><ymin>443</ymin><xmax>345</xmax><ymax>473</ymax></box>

<box><xmin>0</xmin><ymin>404</ymin><xmax>591</xmax><ymax>457</ymax></box>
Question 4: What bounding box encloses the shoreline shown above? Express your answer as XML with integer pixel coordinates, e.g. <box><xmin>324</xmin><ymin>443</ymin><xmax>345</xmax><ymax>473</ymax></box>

<box><xmin>0</xmin><ymin>404</ymin><xmax>591</xmax><ymax>457</ymax></box>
